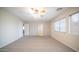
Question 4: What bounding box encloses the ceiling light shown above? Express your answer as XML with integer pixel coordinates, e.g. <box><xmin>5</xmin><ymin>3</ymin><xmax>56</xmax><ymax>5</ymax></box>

<box><xmin>28</xmin><ymin>7</ymin><xmax>46</xmax><ymax>17</ymax></box>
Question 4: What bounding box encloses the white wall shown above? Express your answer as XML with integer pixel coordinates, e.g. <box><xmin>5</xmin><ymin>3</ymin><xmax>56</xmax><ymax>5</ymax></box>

<box><xmin>51</xmin><ymin>8</ymin><xmax>79</xmax><ymax>51</ymax></box>
<box><xmin>0</xmin><ymin>8</ymin><xmax>23</xmax><ymax>48</ymax></box>
<box><xmin>24</xmin><ymin>22</ymin><xmax>51</xmax><ymax>36</ymax></box>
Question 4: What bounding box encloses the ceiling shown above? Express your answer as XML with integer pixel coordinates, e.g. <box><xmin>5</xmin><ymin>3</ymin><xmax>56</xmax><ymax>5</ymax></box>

<box><xmin>4</xmin><ymin>7</ymin><xmax>68</xmax><ymax>22</ymax></box>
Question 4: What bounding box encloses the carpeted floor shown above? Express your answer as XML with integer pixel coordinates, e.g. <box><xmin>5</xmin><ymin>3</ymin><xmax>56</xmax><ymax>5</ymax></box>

<box><xmin>0</xmin><ymin>36</ymin><xmax>76</xmax><ymax>52</ymax></box>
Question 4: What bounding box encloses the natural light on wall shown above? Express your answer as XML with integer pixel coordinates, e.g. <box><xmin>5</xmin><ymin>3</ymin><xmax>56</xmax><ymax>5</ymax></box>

<box><xmin>28</xmin><ymin>7</ymin><xmax>46</xmax><ymax>18</ymax></box>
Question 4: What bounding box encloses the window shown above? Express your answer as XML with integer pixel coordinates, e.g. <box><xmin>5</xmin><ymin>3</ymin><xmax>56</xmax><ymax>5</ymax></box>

<box><xmin>59</xmin><ymin>18</ymin><xmax>66</xmax><ymax>32</ymax></box>
<box><xmin>54</xmin><ymin>18</ymin><xmax>66</xmax><ymax>32</ymax></box>
<box><xmin>71</xmin><ymin>13</ymin><xmax>79</xmax><ymax>22</ymax></box>
<box><xmin>69</xmin><ymin>12</ymin><xmax>79</xmax><ymax>35</ymax></box>
<box><xmin>54</xmin><ymin>22</ymin><xmax>60</xmax><ymax>32</ymax></box>
<box><xmin>54</xmin><ymin>12</ymin><xmax>79</xmax><ymax>34</ymax></box>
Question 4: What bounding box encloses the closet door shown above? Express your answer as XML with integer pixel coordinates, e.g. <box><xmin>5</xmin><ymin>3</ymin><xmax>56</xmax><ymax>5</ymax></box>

<box><xmin>29</xmin><ymin>24</ymin><xmax>38</xmax><ymax>36</ymax></box>
<box><xmin>24</xmin><ymin>24</ymin><xmax>29</xmax><ymax>36</ymax></box>
<box><xmin>38</xmin><ymin>24</ymin><xmax>43</xmax><ymax>36</ymax></box>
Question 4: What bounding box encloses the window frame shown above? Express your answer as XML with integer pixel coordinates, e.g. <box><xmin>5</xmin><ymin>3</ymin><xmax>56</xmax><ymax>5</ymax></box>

<box><xmin>54</xmin><ymin>18</ymin><xmax>66</xmax><ymax>32</ymax></box>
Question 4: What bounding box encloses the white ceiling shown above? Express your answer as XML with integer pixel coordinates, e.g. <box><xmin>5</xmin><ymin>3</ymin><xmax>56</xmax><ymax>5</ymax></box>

<box><xmin>4</xmin><ymin>7</ymin><xmax>68</xmax><ymax>22</ymax></box>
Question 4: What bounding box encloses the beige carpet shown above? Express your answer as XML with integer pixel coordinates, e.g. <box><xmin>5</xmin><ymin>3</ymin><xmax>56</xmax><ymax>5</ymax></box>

<box><xmin>0</xmin><ymin>36</ymin><xmax>75</xmax><ymax>52</ymax></box>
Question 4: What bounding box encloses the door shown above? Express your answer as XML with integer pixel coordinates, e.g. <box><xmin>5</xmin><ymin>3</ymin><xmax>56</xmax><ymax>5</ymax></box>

<box><xmin>29</xmin><ymin>24</ymin><xmax>38</xmax><ymax>36</ymax></box>
<box><xmin>24</xmin><ymin>24</ymin><xmax>29</xmax><ymax>36</ymax></box>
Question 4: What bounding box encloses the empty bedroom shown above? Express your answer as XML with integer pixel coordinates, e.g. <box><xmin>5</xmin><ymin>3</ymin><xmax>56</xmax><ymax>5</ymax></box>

<box><xmin>0</xmin><ymin>7</ymin><xmax>79</xmax><ymax>52</ymax></box>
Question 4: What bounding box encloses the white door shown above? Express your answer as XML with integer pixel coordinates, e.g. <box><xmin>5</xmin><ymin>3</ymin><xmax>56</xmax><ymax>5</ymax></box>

<box><xmin>29</xmin><ymin>24</ymin><xmax>38</xmax><ymax>36</ymax></box>
<box><xmin>38</xmin><ymin>24</ymin><xmax>43</xmax><ymax>36</ymax></box>
<box><xmin>24</xmin><ymin>24</ymin><xmax>29</xmax><ymax>36</ymax></box>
